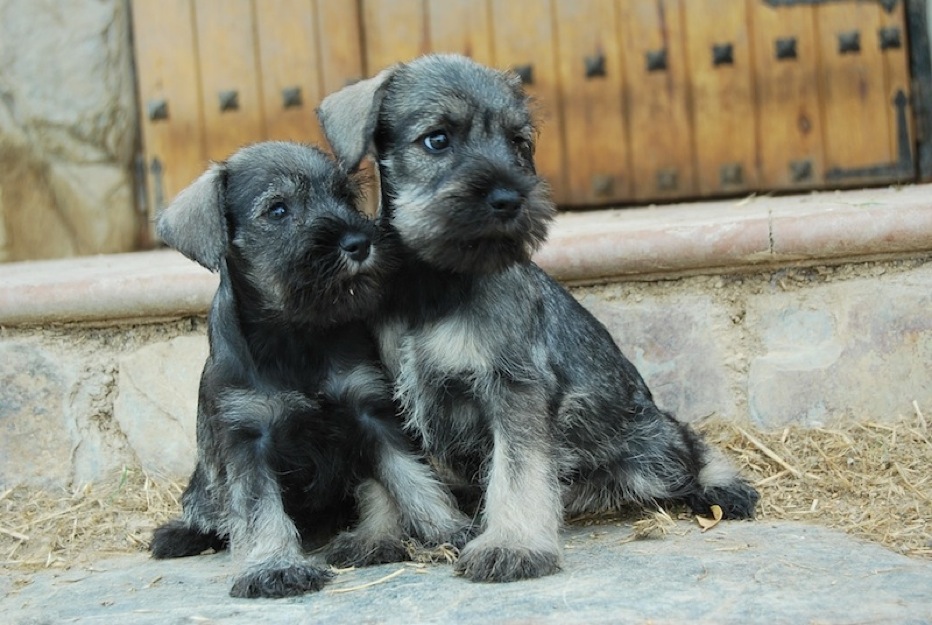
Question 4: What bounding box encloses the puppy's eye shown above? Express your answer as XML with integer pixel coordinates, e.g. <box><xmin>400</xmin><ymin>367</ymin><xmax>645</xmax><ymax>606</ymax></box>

<box><xmin>513</xmin><ymin>136</ymin><xmax>534</xmax><ymax>157</ymax></box>
<box><xmin>268</xmin><ymin>202</ymin><xmax>288</xmax><ymax>220</ymax></box>
<box><xmin>422</xmin><ymin>130</ymin><xmax>451</xmax><ymax>154</ymax></box>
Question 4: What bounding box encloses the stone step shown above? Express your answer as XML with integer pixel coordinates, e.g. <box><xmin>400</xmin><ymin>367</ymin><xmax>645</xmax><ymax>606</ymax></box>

<box><xmin>3</xmin><ymin>521</ymin><xmax>930</xmax><ymax>624</ymax></box>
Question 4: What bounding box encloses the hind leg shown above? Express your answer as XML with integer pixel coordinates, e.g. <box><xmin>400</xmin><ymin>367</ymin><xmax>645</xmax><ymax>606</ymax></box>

<box><xmin>683</xmin><ymin>440</ymin><xmax>759</xmax><ymax>519</ymax></box>
<box><xmin>150</xmin><ymin>462</ymin><xmax>229</xmax><ymax>558</ymax></box>
<box><xmin>564</xmin><ymin>409</ymin><xmax>758</xmax><ymax>520</ymax></box>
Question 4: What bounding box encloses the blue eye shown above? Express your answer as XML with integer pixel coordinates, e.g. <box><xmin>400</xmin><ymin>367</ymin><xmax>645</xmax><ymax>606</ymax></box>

<box><xmin>268</xmin><ymin>202</ymin><xmax>288</xmax><ymax>219</ymax></box>
<box><xmin>422</xmin><ymin>130</ymin><xmax>450</xmax><ymax>153</ymax></box>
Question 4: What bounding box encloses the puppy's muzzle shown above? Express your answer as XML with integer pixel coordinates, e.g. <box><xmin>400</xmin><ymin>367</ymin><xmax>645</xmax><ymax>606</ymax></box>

<box><xmin>339</xmin><ymin>231</ymin><xmax>372</xmax><ymax>263</ymax></box>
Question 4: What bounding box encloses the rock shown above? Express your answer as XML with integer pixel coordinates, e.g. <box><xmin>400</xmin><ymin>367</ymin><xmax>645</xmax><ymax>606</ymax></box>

<box><xmin>0</xmin><ymin>0</ymin><xmax>138</xmax><ymax>261</ymax></box>
<box><xmin>746</xmin><ymin>265</ymin><xmax>932</xmax><ymax>428</ymax></box>
<box><xmin>0</xmin><ymin>341</ymin><xmax>71</xmax><ymax>488</ymax></box>
<box><xmin>113</xmin><ymin>336</ymin><xmax>208</xmax><ymax>478</ymax></box>
<box><xmin>575</xmin><ymin>289</ymin><xmax>736</xmax><ymax>422</ymax></box>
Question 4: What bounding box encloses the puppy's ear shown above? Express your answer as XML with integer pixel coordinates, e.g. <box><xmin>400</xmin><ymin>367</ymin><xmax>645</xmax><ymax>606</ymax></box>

<box><xmin>155</xmin><ymin>164</ymin><xmax>226</xmax><ymax>271</ymax></box>
<box><xmin>317</xmin><ymin>66</ymin><xmax>396</xmax><ymax>171</ymax></box>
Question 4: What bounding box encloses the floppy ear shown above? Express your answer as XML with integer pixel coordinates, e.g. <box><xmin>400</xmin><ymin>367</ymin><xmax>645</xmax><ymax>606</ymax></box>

<box><xmin>316</xmin><ymin>66</ymin><xmax>397</xmax><ymax>171</ymax></box>
<box><xmin>155</xmin><ymin>163</ymin><xmax>226</xmax><ymax>271</ymax></box>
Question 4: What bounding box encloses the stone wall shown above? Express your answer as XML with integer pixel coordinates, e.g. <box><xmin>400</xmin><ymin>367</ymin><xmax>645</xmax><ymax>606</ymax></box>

<box><xmin>2</xmin><ymin>255</ymin><xmax>929</xmax><ymax>489</ymax></box>
<box><xmin>0</xmin><ymin>0</ymin><xmax>140</xmax><ymax>262</ymax></box>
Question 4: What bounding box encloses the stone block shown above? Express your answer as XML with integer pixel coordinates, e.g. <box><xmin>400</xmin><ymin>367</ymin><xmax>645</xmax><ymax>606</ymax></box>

<box><xmin>573</xmin><ymin>287</ymin><xmax>737</xmax><ymax>422</ymax></box>
<box><xmin>113</xmin><ymin>336</ymin><xmax>208</xmax><ymax>478</ymax></box>
<box><xmin>0</xmin><ymin>341</ymin><xmax>72</xmax><ymax>487</ymax></box>
<box><xmin>746</xmin><ymin>265</ymin><xmax>932</xmax><ymax>428</ymax></box>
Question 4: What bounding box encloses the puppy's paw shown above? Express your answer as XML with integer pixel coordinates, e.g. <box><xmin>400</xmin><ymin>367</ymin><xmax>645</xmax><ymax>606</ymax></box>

<box><xmin>230</xmin><ymin>562</ymin><xmax>332</xmax><ymax>598</ymax></box>
<box><xmin>150</xmin><ymin>520</ymin><xmax>227</xmax><ymax>559</ymax></box>
<box><xmin>689</xmin><ymin>479</ymin><xmax>760</xmax><ymax>520</ymax></box>
<box><xmin>454</xmin><ymin>541</ymin><xmax>561</xmax><ymax>583</ymax></box>
<box><xmin>325</xmin><ymin>531</ymin><xmax>409</xmax><ymax>568</ymax></box>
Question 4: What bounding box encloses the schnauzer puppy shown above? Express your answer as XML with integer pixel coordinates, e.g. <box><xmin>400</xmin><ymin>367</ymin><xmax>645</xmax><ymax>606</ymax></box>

<box><xmin>149</xmin><ymin>141</ymin><xmax>467</xmax><ymax>598</ymax></box>
<box><xmin>318</xmin><ymin>54</ymin><xmax>759</xmax><ymax>583</ymax></box>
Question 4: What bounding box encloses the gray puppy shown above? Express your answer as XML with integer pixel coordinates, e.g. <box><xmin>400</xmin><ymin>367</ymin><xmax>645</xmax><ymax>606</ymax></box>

<box><xmin>318</xmin><ymin>54</ymin><xmax>759</xmax><ymax>583</ymax></box>
<box><xmin>150</xmin><ymin>142</ymin><xmax>467</xmax><ymax>598</ymax></box>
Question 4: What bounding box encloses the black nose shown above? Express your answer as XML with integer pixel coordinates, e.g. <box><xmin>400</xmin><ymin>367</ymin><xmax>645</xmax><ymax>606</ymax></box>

<box><xmin>339</xmin><ymin>232</ymin><xmax>371</xmax><ymax>263</ymax></box>
<box><xmin>486</xmin><ymin>187</ymin><xmax>523</xmax><ymax>220</ymax></box>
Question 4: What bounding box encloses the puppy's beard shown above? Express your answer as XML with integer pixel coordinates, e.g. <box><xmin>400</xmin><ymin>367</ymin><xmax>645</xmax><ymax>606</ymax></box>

<box><xmin>389</xmin><ymin>184</ymin><xmax>545</xmax><ymax>274</ymax></box>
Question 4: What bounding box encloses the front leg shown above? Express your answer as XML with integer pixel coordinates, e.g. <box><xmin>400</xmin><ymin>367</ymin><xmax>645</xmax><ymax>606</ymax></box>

<box><xmin>326</xmin><ymin>446</ymin><xmax>473</xmax><ymax>568</ymax></box>
<box><xmin>219</xmin><ymin>390</ymin><xmax>333</xmax><ymax>598</ymax></box>
<box><xmin>454</xmin><ymin>393</ymin><xmax>563</xmax><ymax>583</ymax></box>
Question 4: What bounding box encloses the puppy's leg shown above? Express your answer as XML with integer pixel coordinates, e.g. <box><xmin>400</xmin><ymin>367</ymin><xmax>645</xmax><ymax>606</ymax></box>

<box><xmin>151</xmin><ymin>463</ymin><xmax>228</xmax><ymax>558</ymax></box>
<box><xmin>220</xmin><ymin>391</ymin><xmax>333</xmax><ymax>599</ymax></box>
<box><xmin>326</xmin><ymin>443</ymin><xmax>472</xmax><ymax>567</ymax></box>
<box><xmin>226</xmin><ymin>466</ymin><xmax>331</xmax><ymax>598</ymax></box>
<box><xmin>564</xmin><ymin>406</ymin><xmax>758</xmax><ymax>520</ymax></box>
<box><xmin>326</xmin><ymin>478</ymin><xmax>408</xmax><ymax>567</ymax></box>
<box><xmin>454</xmin><ymin>395</ymin><xmax>563</xmax><ymax>583</ymax></box>
<box><xmin>376</xmin><ymin>444</ymin><xmax>475</xmax><ymax>548</ymax></box>
<box><xmin>680</xmin><ymin>423</ymin><xmax>759</xmax><ymax>519</ymax></box>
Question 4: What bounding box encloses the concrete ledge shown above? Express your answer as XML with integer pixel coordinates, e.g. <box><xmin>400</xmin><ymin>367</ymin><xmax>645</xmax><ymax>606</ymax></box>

<box><xmin>0</xmin><ymin>250</ymin><xmax>217</xmax><ymax>325</ymax></box>
<box><xmin>1</xmin><ymin>185</ymin><xmax>931</xmax><ymax>325</ymax></box>
<box><xmin>540</xmin><ymin>184</ymin><xmax>932</xmax><ymax>282</ymax></box>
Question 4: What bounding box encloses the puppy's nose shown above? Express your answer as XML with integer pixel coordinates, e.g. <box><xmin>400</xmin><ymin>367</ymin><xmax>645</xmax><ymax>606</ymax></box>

<box><xmin>339</xmin><ymin>232</ymin><xmax>372</xmax><ymax>262</ymax></box>
<box><xmin>486</xmin><ymin>187</ymin><xmax>523</xmax><ymax>220</ymax></box>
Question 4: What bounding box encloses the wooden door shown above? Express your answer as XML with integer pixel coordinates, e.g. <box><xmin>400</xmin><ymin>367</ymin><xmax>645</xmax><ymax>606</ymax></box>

<box><xmin>132</xmin><ymin>0</ymin><xmax>364</xmax><ymax>223</ymax></box>
<box><xmin>134</xmin><ymin>0</ymin><xmax>920</xmax><ymax>216</ymax></box>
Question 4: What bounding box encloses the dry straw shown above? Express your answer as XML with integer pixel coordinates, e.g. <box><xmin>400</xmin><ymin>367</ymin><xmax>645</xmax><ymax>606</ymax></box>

<box><xmin>2</xmin><ymin>408</ymin><xmax>929</xmax><ymax>574</ymax></box>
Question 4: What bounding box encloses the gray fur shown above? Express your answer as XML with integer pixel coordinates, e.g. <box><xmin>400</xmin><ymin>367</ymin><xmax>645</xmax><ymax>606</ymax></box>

<box><xmin>318</xmin><ymin>54</ymin><xmax>759</xmax><ymax>584</ymax></box>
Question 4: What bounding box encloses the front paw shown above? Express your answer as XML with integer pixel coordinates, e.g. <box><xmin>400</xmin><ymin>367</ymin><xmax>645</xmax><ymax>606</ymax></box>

<box><xmin>454</xmin><ymin>540</ymin><xmax>561</xmax><ymax>583</ymax></box>
<box><xmin>230</xmin><ymin>562</ymin><xmax>332</xmax><ymax>598</ymax></box>
<box><xmin>325</xmin><ymin>530</ymin><xmax>409</xmax><ymax>568</ymax></box>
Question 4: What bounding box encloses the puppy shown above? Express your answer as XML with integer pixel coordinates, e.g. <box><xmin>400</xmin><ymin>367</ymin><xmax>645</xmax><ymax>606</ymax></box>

<box><xmin>149</xmin><ymin>141</ymin><xmax>467</xmax><ymax>598</ymax></box>
<box><xmin>318</xmin><ymin>54</ymin><xmax>759</xmax><ymax>583</ymax></box>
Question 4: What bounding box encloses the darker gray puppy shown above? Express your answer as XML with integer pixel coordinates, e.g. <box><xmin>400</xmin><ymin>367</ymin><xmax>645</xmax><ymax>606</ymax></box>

<box><xmin>318</xmin><ymin>54</ymin><xmax>759</xmax><ymax>583</ymax></box>
<box><xmin>149</xmin><ymin>142</ymin><xmax>467</xmax><ymax>598</ymax></box>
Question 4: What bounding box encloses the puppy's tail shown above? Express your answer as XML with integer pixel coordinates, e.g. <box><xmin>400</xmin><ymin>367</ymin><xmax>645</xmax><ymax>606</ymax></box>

<box><xmin>682</xmin><ymin>424</ymin><xmax>759</xmax><ymax>520</ymax></box>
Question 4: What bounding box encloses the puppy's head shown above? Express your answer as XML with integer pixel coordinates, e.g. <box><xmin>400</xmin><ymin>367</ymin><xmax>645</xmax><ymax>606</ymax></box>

<box><xmin>318</xmin><ymin>54</ymin><xmax>555</xmax><ymax>274</ymax></box>
<box><xmin>156</xmin><ymin>142</ymin><xmax>393</xmax><ymax>326</ymax></box>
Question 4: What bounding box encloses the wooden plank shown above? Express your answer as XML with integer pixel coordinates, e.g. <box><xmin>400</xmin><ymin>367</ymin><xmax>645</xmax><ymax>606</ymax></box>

<box><xmin>255</xmin><ymin>0</ymin><xmax>321</xmax><ymax>145</ymax></box>
<box><xmin>749</xmin><ymin>2</ymin><xmax>824</xmax><ymax>189</ymax></box>
<box><xmin>815</xmin><ymin>2</ymin><xmax>891</xmax><ymax>183</ymax></box>
<box><xmin>617</xmin><ymin>0</ymin><xmax>695</xmax><ymax>201</ymax></box>
<box><xmin>490</xmin><ymin>0</ymin><xmax>567</xmax><ymax>203</ymax></box>
<box><xmin>130</xmin><ymin>0</ymin><xmax>206</xmax><ymax>216</ymax></box>
<box><xmin>315</xmin><ymin>0</ymin><xmax>365</xmax><ymax>95</ymax></box>
<box><xmin>193</xmin><ymin>0</ymin><xmax>265</xmax><ymax>161</ymax></box>
<box><xmin>361</xmin><ymin>0</ymin><xmax>427</xmax><ymax>73</ymax></box>
<box><xmin>683</xmin><ymin>0</ymin><xmax>758</xmax><ymax>196</ymax></box>
<box><xmin>878</xmin><ymin>1</ymin><xmax>914</xmax><ymax>173</ymax></box>
<box><xmin>426</xmin><ymin>0</ymin><xmax>494</xmax><ymax>65</ymax></box>
<box><xmin>553</xmin><ymin>0</ymin><xmax>631</xmax><ymax>205</ymax></box>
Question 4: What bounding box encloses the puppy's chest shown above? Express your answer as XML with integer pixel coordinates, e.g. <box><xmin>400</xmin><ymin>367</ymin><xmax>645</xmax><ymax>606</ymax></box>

<box><xmin>382</xmin><ymin>315</ymin><xmax>495</xmax><ymax>378</ymax></box>
<box><xmin>380</xmin><ymin>315</ymin><xmax>493</xmax><ymax>442</ymax></box>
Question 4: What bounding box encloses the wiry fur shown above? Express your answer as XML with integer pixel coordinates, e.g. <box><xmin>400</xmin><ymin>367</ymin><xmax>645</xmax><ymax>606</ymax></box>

<box><xmin>149</xmin><ymin>142</ymin><xmax>467</xmax><ymax>598</ymax></box>
<box><xmin>318</xmin><ymin>54</ymin><xmax>759</xmax><ymax>583</ymax></box>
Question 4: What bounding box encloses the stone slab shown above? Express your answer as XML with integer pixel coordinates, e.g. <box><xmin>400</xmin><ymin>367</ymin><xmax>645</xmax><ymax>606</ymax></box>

<box><xmin>3</xmin><ymin>522</ymin><xmax>930</xmax><ymax>625</ymax></box>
